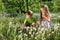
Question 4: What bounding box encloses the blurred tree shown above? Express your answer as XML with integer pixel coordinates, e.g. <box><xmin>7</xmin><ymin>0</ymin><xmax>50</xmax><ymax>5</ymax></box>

<box><xmin>0</xmin><ymin>0</ymin><xmax>5</xmax><ymax>12</ymax></box>
<box><xmin>42</xmin><ymin>0</ymin><xmax>52</xmax><ymax>1</ymax></box>
<box><xmin>1</xmin><ymin>0</ymin><xmax>60</xmax><ymax>14</ymax></box>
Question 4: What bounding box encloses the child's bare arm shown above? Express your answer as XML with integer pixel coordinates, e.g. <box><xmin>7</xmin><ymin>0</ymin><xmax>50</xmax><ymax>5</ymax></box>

<box><xmin>42</xmin><ymin>13</ymin><xmax>50</xmax><ymax>21</ymax></box>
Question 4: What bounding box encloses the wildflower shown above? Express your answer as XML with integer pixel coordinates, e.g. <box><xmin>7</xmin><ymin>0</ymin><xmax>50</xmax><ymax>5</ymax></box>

<box><xmin>54</xmin><ymin>26</ymin><xmax>58</xmax><ymax>30</ymax></box>
<box><xmin>33</xmin><ymin>27</ymin><xmax>36</xmax><ymax>31</ymax></box>
<box><xmin>57</xmin><ymin>23</ymin><xmax>60</xmax><ymax>26</ymax></box>
<box><xmin>52</xmin><ymin>31</ymin><xmax>54</xmax><ymax>34</ymax></box>
<box><xmin>41</xmin><ymin>28</ymin><xmax>44</xmax><ymax>31</ymax></box>
<box><xmin>54</xmin><ymin>23</ymin><xmax>59</xmax><ymax>29</ymax></box>
<box><xmin>26</xmin><ymin>27</ymin><xmax>30</xmax><ymax>31</ymax></box>
<box><xmin>9</xmin><ymin>21</ymin><xmax>12</xmax><ymax>25</ymax></box>
<box><xmin>19</xmin><ymin>31</ymin><xmax>22</xmax><ymax>33</ymax></box>
<box><xmin>35</xmin><ymin>37</ymin><xmax>37</xmax><ymax>39</ymax></box>
<box><xmin>24</xmin><ymin>33</ymin><xmax>28</xmax><ymax>36</ymax></box>
<box><xmin>29</xmin><ymin>31</ymin><xmax>31</xmax><ymax>34</ymax></box>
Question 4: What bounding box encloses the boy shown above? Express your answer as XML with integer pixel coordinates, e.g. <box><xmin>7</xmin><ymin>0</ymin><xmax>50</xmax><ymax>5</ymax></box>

<box><xmin>23</xmin><ymin>10</ymin><xmax>36</xmax><ymax>27</ymax></box>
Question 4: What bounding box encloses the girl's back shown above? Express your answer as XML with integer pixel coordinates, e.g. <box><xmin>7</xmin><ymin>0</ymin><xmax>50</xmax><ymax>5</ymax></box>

<box><xmin>40</xmin><ymin>5</ymin><xmax>53</xmax><ymax>28</ymax></box>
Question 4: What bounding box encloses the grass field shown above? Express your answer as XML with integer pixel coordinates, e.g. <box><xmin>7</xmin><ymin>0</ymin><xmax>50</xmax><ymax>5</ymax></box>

<box><xmin>0</xmin><ymin>13</ymin><xmax>60</xmax><ymax>40</ymax></box>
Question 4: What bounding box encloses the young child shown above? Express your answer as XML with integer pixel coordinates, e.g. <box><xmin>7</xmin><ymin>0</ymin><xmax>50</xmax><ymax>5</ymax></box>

<box><xmin>23</xmin><ymin>10</ymin><xmax>36</xmax><ymax>27</ymax></box>
<box><xmin>40</xmin><ymin>5</ymin><xmax>53</xmax><ymax>28</ymax></box>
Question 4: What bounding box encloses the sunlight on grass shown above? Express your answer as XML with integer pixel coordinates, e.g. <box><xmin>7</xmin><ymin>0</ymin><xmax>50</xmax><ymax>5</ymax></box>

<box><xmin>0</xmin><ymin>13</ymin><xmax>60</xmax><ymax>40</ymax></box>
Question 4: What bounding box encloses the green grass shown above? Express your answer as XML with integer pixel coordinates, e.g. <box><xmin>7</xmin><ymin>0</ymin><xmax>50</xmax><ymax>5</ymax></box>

<box><xmin>0</xmin><ymin>13</ymin><xmax>60</xmax><ymax>40</ymax></box>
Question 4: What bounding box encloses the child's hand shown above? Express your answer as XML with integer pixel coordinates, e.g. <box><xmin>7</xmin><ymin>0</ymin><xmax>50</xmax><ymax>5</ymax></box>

<box><xmin>36</xmin><ymin>20</ymin><xmax>40</xmax><ymax>25</ymax></box>
<box><xmin>32</xmin><ymin>22</ymin><xmax>36</xmax><ymax>27</ymax></box>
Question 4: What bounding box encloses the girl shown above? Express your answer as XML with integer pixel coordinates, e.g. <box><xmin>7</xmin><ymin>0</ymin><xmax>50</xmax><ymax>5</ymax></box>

<box><xmin>40</xmin><ymin>5</ymin><xmax>53</xmax><ymax>28</ymax></box>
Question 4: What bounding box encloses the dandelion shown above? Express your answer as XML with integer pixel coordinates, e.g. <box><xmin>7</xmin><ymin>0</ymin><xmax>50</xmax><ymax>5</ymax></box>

<box><xmin>29</xmin><ymin>31</ymin><xmax>31</xmax><ymax>34</ymax></box>
<box><xmin>9</xmin><ymin>21</ymin><xmax>12</xmax><ymax>25</ymax></box>
<box><xmin>25</xmin><ymin>27</ymin><xmax>30</xmax><ymax>31</ymax></box>
<box><xmin>35</xmin><ymin>37</ymin><xmax>37</xmax><ymax>39</ymax></box>
<box><xmin>27</xmin><ymin>27</ymin><xmax>30</xmax><ymax>29</ymax></box>
<box><xmin>24</xmin><ymin>33</ymin><xmax>28</xmax><ymax>36</ymax></box>
<box><xmin>52</xmin><ymin>31</ymin><xmax>54</xmax><ymax>34</ymax></box>
<box><xmin>33</xmin><ymin>27</ymin><xmax>36</xmax><ymax>31</ymax></box>
<box><xmin>54</xmin><ymin>23</ymin><xmax>59</xmax><ymax>29</ymax></box>
<box><xmin>57</xmin><ymin>23</ymin><xmax>60</xmax><ymax>26</ymax></box>
<box><xmin>19</xmin><ymin>31</ymin><xmax>22</xmax><ymax>33</ymax></box>
<box><xmin>48</xmin><ymin>34</ymin><xmax>51</xmax><ymax>36</ymax></box>
<box><xmin>54</xmin><ymin>26</ymin><xmax>58</xmax><ymax>30</ymax></box>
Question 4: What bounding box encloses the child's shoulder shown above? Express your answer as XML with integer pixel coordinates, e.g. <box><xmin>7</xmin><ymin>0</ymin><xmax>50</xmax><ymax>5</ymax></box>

<box><xmin>31</xmin><ymin>17</ymin><xmax>37</xmax><ymax>21</ymax></box>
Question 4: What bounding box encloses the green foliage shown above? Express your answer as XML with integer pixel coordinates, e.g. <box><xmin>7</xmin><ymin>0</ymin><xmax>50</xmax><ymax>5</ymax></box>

<box><xmin>0</xmin><ymin>0</ymin><xmax>60</xmax><ymax>13</ymax></box>
<box><xmin>0</xmin><ymin>13</ymin><xmax>60</xmax><ymax>40</ymax></box>
<box><xmin>0</xmin><ymin>0</ymin><xmax>60</xmax><ymax>40</ymax></box>
<box><xmin>0</xmin><ymin>0</ymin><xmax>5</xmax><ymax>12</ymax></box>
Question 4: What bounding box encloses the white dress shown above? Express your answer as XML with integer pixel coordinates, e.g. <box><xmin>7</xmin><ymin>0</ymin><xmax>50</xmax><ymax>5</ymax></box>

<box><xmin>41</xmin><ymin>20</ymin><xmax>53</xmax><ymax>28</ymax></box>
<box><xmin>41</xmin><ymin>14</ymin><xmax>53</xmax><ymax>28</ymax></box>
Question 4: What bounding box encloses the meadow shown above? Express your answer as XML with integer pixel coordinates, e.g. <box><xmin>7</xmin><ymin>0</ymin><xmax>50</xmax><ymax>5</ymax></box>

<box><xmin>0</xmin><ymin>13</ymin><xmax>60</xmax><ymax>40</ymax></box>
<box><xmin>0</xmin><ymin>0</ymin><xmax>60</xmax><ymax>40</ymax></box>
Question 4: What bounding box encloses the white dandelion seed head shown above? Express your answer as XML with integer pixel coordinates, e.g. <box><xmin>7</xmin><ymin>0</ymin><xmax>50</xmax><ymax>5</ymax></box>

<box><xmin>35</xmin><ymin>37</ymin><xmax>37</xmax><ymax>39</ymax></box>
<box><xmin>9</xmin><ymin>21</ymin><xmax>12</xmax><ymax>25</ymax></box>
<box><xmin>41</xmin><ymin>28</ymin><xmax>44</xmax><ymax>31</ymax></box>
<box><xmin>27</xmin><ymin>27</ymin><xmax>30</xmax><ymax>29</ymax></box>
<box><xmin>57</xmin><ymin>23</ymin><xmax>60</xmax><ymax>26</ymax></box>
<box><xmin>29</xmin><ymin>32</ymin><xmax>31</xmax><ymax>34</ymax></box>
<box><xmin>24</xmin><ymin>33</ymin><xmax>28</xmax><ymax>36</ymax></box>
<box><xmin>52</xmin><ymin>31</ymin><xmax>54</xmax><ymax>34</ymax></box>
<box><xmin>33</xmin><ymin>27</ymin><xmax>36</xmax><ymax>31</ymax></box>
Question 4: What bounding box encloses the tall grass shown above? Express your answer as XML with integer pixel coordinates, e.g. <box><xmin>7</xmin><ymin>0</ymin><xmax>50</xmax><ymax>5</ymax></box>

<box><xmin>0</xmin><ymin>13</ymin><xmax>60</xmax><ymax>40</ymax></box>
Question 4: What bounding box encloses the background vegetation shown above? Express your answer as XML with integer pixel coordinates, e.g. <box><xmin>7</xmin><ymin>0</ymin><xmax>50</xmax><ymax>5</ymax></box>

<box><xmin>0</xmin><ymin>0</ymin><xmax>60</xmax><ymax>40</ymax></box>
<box><xmin>0</xmin><ymin>0</ymin><xmax>60</xmax><ymax>13</ymax></box>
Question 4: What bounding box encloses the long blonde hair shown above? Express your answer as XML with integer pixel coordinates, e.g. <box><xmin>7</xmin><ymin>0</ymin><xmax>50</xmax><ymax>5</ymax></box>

<box><xmin>40</xmin><ymin>5</ymin><xmax>50</xmax><ymax>22</ymax></box>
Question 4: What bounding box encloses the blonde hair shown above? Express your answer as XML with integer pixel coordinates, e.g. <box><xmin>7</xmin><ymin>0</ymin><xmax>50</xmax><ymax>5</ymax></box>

<box><xmin>40</xmin><ymin>5</ymin><xmax>50</xmax><ymax>23</ymax></box>
<box><xmin>41</xmin><ymin>5</ymin><xmax>50</xmax><ymax>14</ymax></box>
<box><xmin>44</xmin><ymin>5</ymin><xmax>50</xmax><ymax>14</ymax></box>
